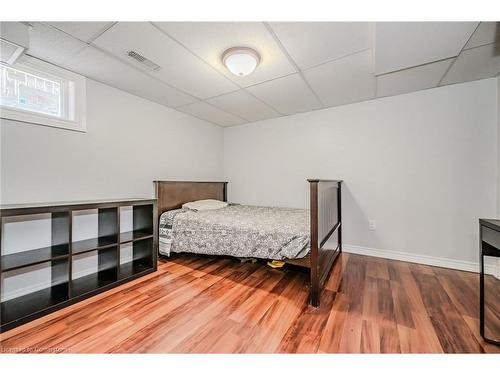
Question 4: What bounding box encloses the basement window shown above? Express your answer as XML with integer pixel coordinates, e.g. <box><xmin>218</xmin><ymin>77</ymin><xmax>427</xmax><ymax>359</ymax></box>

<box><xmin>0</xmin><ymin>57</ymin><xmax>86</xmax><ymax>132</ymax></box>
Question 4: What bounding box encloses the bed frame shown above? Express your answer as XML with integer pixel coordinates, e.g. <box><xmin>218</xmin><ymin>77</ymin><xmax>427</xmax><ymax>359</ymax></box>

<box><xmin>154</xmin><ymin>179</ymin><xmax>342</xmax><ymax>307</ymax></box>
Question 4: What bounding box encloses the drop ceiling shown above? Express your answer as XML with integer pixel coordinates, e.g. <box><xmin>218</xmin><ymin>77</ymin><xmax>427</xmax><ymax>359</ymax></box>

<box><xmin>10</xmin><ymin>21</ymin><xmax>500</xmax><ymax>126</ymax></box>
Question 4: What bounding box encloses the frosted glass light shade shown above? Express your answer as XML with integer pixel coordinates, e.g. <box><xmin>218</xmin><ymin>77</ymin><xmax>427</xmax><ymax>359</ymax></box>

<box><xmin>222</xmin><ymin>47</ymin><xmax>260</xmax><ymax>77</ymax></box>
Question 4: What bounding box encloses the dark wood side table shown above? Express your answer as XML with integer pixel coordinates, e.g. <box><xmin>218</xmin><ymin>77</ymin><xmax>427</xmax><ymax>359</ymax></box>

<box><xmin>479</xmin><ymin>218</ymin><xmax>500</xmax><ymax>346</ymax></box>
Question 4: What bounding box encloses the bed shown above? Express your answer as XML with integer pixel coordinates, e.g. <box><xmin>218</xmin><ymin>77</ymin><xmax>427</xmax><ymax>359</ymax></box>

<box><xmin>154</xmin><ymin>179</ymin><xmax>342</xmax><ymax>307</ymax></box>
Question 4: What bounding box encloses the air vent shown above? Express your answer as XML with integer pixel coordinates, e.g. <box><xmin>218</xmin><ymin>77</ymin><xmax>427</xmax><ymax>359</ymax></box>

<box><xmin>126</xmin><ymin>50</ymin><xmax>161</xmax><ymax>72</ymax></box>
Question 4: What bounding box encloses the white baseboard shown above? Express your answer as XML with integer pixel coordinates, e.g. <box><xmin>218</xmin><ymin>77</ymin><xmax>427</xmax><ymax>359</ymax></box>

<box><xmin>343</xmin><ymin>244</ymin><xmax>499</xmax><ymax>277</ymax></box>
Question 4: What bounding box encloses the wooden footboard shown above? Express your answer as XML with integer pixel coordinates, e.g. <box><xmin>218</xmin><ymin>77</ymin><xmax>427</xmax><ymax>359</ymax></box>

<box><xmin>307</xmin><ymin>179</ymin><xmax>342</xmax><ymax>306</ymax></box>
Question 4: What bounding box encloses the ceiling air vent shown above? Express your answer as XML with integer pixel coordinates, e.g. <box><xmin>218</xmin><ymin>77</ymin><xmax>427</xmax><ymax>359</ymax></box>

<box><xmin>126</xmin><ymin>50</ymin><xmax>161</xmax><ymax>72</ymax></box>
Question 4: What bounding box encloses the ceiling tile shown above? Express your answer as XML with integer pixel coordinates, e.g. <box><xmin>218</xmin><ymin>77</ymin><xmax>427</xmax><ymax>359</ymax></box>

<box><xmin>268</xmin><ymin>22</ymin><xmax>373</xmax><ymax>70</ymax></box>
<box><xmin>21</xmin><ymin>21</ymin><xmax>499</xmax><ymax>120</ymax></box>
<box><xmin>376</xmin><ymin>59</ymin><xmax>454</xmax><ymax>98</ymax></box>
<box><xmin>92</xmin><ymin>22</ymin><xmax>238</xmax><ymax>99</ymax></box>
<box><xmin>207</xmin><ymin>90</ymin><xmax>280</xmax><ymax>122</ymax></box>
<box><xmin>441</xmin><ymin>43</ymin><xmax>500</xmax><ymax>85</ymax></box>
<box><xmin>247</xmin><ymin>74</ymin><xmax>322</xmax><ymax>115</ymax></box>
<box><xmin>303</xmin><ymin>50</ymin><xmax>375</xmax><ymax>108</ymax></box>
<box><xmin>464</xmin><ymin>22</ymin><xmax>500</xmax><ymax>49</ymax></box>
<box><xmin>64</xmin><ymin>46</ymin><xmax>197</xmax><ymax>108</ymax></box>
<box><xmin>27</xmin><ymin>22</ymin><xmax>87</xmax><ymax>66</ymax></box>
<box><xmin>177</xmin><ymin>101</ymin><xmax>246</xmax><ymax>127</ymax></box>
<box><xmin>375</xmin><ymin>22</ymin><xmax>478</xmax><ymax>75</ymax></box>
<box><xmin>153</xmin><ymin>22</ymin><xmax>296</xmax><ymax>87</ymax></box>
<box><xmin>47</xmin><ymin>22</ymin><xmax>114</xmax><ymax>43</ymax></box>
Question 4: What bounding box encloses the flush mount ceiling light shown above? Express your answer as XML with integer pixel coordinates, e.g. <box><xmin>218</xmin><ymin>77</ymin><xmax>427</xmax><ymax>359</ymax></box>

<box><xmin>222</xmin><ymin>47</ymin><xmax>260</xmax><ymax>77</ymax></box>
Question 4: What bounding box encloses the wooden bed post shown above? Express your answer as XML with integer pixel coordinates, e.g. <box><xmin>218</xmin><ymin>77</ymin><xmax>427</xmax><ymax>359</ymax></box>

<box><xmin>223</xmin><ymin>182</ymin><xmax>228</xmax><ymax>202</ymax></box>
<box><xmin>337</xmin><ymin>182</ymin><xmax>342</xmax><ymax>252</ymax></box>
<box><xmin>308</xmin><ymin>179</ymin><xmax>320</xmax><ymax>307</ymax></box>
<box><xmin>307</xmin><ymin>178</ymin><xmax>342</xmax><ymax>307</ymax></box>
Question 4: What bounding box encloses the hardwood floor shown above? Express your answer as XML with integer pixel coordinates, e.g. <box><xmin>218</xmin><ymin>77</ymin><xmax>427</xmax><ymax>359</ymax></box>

<box><xmin>1</xmin><ymin>253</ymin><xmax>499</xmax><ymax>353</ymax></box>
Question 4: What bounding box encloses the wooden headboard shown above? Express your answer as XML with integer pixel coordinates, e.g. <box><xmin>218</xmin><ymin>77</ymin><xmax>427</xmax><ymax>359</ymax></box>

<box><xmin>154</xmin><ymin>181</ymin><xmax>228</xmax><ymax>215</ymax></box>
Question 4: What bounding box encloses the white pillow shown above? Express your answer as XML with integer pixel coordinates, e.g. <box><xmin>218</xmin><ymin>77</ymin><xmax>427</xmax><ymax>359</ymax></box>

<box><xmin>182</xmin><ymin>199</ymin><xmax>228</xmax><ymax>211</ymax></box>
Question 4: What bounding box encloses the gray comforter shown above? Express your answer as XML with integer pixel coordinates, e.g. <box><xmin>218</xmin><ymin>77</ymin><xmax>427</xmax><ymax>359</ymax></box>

<box><xmin>159</xmin><ymin>204</ymin><xmax>310</xmax><ymax>260</ymax></box>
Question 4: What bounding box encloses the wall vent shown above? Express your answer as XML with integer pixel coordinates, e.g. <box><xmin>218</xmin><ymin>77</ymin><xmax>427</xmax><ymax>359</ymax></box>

<box><xmin>126</xmin><ymin>50</ymin><xmax>161</xmax><ymax>72</ymax></box>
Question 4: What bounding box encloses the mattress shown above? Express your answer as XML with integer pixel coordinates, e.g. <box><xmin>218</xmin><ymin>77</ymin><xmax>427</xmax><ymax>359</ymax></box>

<box><xmin>159</xmin><ymin>204</ymin><xmax>310</xmax><ymax>260</ymax></box>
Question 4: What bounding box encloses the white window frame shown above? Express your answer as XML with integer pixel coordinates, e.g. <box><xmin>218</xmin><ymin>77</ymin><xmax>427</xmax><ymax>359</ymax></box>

<box><xmin>0</xmin><ymin>56</ymin><xmax>86</xmax><ymax>132</ymax></box>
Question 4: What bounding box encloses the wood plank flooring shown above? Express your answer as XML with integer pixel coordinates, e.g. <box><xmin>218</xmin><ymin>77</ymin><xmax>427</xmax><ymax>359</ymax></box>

<box><xmin>1</xmin><ymin>253</ymin><xmax>499</xmax><ymax>353</ymax></box>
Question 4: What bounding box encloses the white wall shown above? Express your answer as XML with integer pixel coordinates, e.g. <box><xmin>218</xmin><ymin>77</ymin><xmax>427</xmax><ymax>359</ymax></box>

<box><xmin>1</xmin><ymin>79</ymin><xmax>224</xmax><ymax>204</ymax></box>
<box><xmin>1</xmin><ymin>78</ymin><xmax>223</xmax><ymax>300</ymax></box>
<box><xmin>1</xmin><ymin>74</ymin><xmax>498</xmax><ymax>286</ymax></box>
<box><xmin>224</xmin><ymin>78</ymin><xmax>498</xmax><ymax>269</ymax></box>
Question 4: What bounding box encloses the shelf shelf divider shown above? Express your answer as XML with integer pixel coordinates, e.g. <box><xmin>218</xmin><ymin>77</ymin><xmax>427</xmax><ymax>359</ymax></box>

<box><xmin>1</xmin><ymin>245</ymin><xmax>69</xmax><ymax>272</ymax></box>
<box><xmin>119</xmin><ymin>230</ymin><xmax>154</xmax><ymax>244</ymax></box>
<box><xmin>72</xmin><ymin>236</ymin><xmax>118</xmax><ymax>255</ymax></box>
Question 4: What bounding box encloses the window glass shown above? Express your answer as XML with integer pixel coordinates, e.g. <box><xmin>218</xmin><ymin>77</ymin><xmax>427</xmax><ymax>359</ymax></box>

<box><xmin>0</xmin><ymin>58</ymin><xmax>86</xmax><ymax>132</ymax></box>
<box><xmin>1</xmin><ymin>64</ymin><xmax>62</xmax><ymax>118</ymax></box>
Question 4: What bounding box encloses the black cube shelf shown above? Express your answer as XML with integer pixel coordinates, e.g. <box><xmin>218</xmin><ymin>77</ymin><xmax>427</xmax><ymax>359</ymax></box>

<box><xmin>0</xmin><ymin>198</ymin><xmax>157</xmax><ymax>333</ymax></box>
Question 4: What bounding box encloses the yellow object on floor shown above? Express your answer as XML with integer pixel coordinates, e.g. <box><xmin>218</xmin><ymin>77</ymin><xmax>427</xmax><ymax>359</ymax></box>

<box><xmin>267</xmin><ymin>260</ymin><xmax>286</xmax><ymax>268</ymax></box>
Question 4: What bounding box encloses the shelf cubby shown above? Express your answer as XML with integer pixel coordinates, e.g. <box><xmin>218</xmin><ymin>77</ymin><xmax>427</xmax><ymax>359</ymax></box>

<box><xmin>118</xmin><ymin>205</ymin><xmax>154</xmax><ymax>243</ymax></box>
<box><xmin>117</xmin><ymin>205</ymin><xmax>154</xmax><ymax>281</ymax></box>
<box><xmin>72</xmin><ymin>246</ymin><xmax>118</xmax><ymax>298</ymax></box>
<box><xmin>1</xmin><ymin>211</ymin><xmax>70</xmax><ymax>272</ymax></box>
<box><xmin>132</xmin><ymin>204</ymin><xmax>154</xmax><ymax>239</ymax></box>
<box><xmin>0</xmin><ymin>199</ymin><xmax>156</xmax><ymax>332</ymax></box>
<box><xmin>72</xmin><ymin>207</ymin><xmax>118</xmax><ymax>255</ymax></box>
<box><xmin>119</xmin><ymin>238</ymin><xmax>154</xmax><ymax>280</ymax></box>
<box><xmin>1</xmin><ymin>258</ymin><xmax>70</xmax><ymax>326</ymax></box>
<box><xmin>72</xmin><ymin>269</ymin><xmax>118</xmax><ymax>298</ymax></box>
<box><xmin>118</xmin><ymin>261</ymin><xmax>151</xmax><ymax>280</ymax></box>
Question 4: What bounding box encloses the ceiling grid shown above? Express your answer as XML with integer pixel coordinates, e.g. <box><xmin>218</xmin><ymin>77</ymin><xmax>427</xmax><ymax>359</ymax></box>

<box><xmin>16</xmin><ymin>21</ymin><xmax>499</xmax><ymax>126</ymax></box>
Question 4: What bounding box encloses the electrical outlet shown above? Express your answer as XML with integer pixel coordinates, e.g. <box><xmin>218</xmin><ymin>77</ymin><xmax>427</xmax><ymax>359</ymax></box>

<box><xmin>369</xmin><ymin>220</ymin><xmax>376</xmax><ymax>231</ymax></box>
